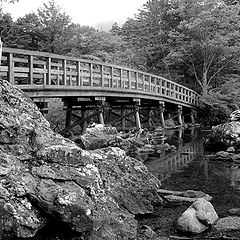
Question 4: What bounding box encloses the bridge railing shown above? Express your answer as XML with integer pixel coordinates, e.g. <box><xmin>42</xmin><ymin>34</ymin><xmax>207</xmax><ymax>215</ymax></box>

<box><xmin>0</xmin><ymin>47</ymin><xmax>199</xmax><ymax>105</ymax></box>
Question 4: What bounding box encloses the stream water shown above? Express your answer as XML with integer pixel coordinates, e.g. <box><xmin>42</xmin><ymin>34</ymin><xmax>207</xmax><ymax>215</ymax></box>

<box><xmin>139</xmin><ymin>128</ymin><xmax>240</xmax><ymax>238</ymax></box>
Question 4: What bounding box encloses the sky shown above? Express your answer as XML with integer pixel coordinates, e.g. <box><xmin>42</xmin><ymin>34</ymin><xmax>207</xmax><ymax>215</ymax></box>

<box><xmin>2</xmin><ymin>0</ymin><xmax>147</xmax><ymax>30</ymax></box>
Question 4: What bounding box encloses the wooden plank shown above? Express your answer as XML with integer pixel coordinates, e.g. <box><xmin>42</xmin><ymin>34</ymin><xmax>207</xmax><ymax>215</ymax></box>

<box><xmin>14</xmin><ymin>72</ymin><xmax>28</xmax><ymax>77</ymax></box>
<box><xmin>0</xmin><ymin>66</ymin><xmax>8</xmax><ymax>71</ymax></box>
<box><xmin>29</xmin><ymin>55</ymin><xmax>33</xmax><ymax>85</ymax></box>
<box><xmin>33</xmin><ymin>68</ymin><xmax>47</xmax><ymax>74</ymax></box>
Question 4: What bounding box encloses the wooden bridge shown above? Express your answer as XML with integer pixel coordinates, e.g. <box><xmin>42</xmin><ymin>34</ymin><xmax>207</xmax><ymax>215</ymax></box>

<box><xmin>0</xmin><ymin>47</ymin><xmax>199</xmax><ymax>133</ymax></box>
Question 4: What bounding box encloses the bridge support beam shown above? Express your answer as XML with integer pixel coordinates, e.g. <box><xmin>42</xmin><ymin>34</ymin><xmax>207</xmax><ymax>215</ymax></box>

<box><xmin>95</xmin><ymin>97</ymin><xmax>105</xmax><ymax>125</ymax></box>
<box><xmin>133</xmin><ymin>98</ymin><xmax>141</xmax><ymax>130</ymax></box>
<box><xmin>190</xmin><ymin>109</ymin><xmax>195</xmax><ymax>125</ymax></box>
<box><xmin>121</xmin><ymin>107</ymin><xmax>126</xmax><ymax>130</ymax></box>
<box><xmin>81</xmin><ymin>107</ymin><xmax>88</xmax><ymax>132</ymax></box>
<box><xmin>159</xmin><ymin>101</ymin><xmax>165</xmax><ymax>128</ymax></box>
<box><xmin>148</xmin><ymin>108</ymin><xmax>154</xmax><ymax>128</ymax></box>
<box><xmin>65</xmin><ymin>102</ymin><xmax>73</xmax><ymax>130</ymax></box>
<box><xmin>178</xmin><ymin>105</ymin><xmax>183</xmax><ymax>126</ymax></box>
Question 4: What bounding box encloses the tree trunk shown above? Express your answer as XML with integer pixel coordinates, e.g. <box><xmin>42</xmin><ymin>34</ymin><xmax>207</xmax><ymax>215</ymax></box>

<box><xmin>0</xmin><ymin>38</ymin><xmax>2</xmax><ymax>65</ymax></box>
<box><xmin>202</xmin><ymin>72</ymin><xmax>209</xmax><ymax>96</ymax></box>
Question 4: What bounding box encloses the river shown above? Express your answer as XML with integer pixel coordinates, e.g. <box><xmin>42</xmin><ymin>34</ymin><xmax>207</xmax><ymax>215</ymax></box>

<box><xmin>138</xmin><ymin>128</ymin><xmax>240</xmax><ymax>239</ymax></box>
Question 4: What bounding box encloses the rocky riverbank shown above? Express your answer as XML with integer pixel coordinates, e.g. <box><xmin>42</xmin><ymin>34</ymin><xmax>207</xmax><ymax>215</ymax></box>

<box><xmin>0</xmin><ymin>80</ymin><xmax>163</xmax><ymax>239</ymax></box>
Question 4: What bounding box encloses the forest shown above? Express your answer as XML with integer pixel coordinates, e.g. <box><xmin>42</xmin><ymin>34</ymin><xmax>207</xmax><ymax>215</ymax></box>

<box><xmin>1</xmin><ymin>0</ymin><xmax>240</xmax><ymax>126</ymax></box>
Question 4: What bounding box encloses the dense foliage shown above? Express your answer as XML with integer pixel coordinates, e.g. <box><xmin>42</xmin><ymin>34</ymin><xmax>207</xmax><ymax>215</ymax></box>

<box><xmin>1</xmin><ymin>0</ymin><xmax>240</xmax><ymax>126</ymax></box>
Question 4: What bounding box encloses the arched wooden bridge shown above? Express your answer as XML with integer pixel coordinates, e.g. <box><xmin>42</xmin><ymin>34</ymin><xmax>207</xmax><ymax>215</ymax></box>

<box><xmin>0</xmin><ymin>47</ymin><xmax>199</xmax><ymax>132</ymax></box>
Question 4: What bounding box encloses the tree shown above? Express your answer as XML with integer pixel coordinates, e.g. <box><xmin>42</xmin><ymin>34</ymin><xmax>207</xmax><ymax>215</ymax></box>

<box><xmin>15</xmin><ymin>13</ymin><xmax>44</xmax><ymax>50</ymax></box>
<box><xmin>166</xmin><ymin>1</ymin><xmax>240</xmax><ymax>95</ymax></box>
<box><xmin>37</xmin><ymin>0</ymin><xmax>72</xmax><ymax>53</ymax></box>
<box><xmin>120</xmin><ymin>0</ymin><xmax>240</xmax><ymax>94</ymax></box>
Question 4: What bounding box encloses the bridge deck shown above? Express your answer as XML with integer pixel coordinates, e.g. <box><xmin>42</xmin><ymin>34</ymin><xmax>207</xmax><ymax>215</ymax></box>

<box><xmin>0</xmin><ymin>47</ymin><xmax>199</xmax><ymax>107</ymax></box>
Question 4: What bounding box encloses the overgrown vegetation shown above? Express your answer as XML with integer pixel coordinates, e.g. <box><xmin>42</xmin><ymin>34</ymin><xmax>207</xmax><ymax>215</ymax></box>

<box><xmin>1</xmin><ymin>0</ymin><xmax>240</xmax><ymax>127</ymax></box>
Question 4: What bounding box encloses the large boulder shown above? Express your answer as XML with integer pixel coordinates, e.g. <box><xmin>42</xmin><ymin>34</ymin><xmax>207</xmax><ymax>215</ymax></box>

<box><xmin>0</xmin><ymin>80</ymin><xmax>162</xmax><ymax>239</ymax></box>
<box><xmin>79</xmin><ymin>125</ymin><xmax>156</xmax><ymax>156</ymax></box>
<box><xmin>177</xmin><ymin>198</ymin><xmax>218</xmax><ymax>234</ymax></box>
<box><xmin>204</xmin><ymin>122</ymin><xmax>240</xmax><ymax>151</ymax></box>
<box><xmin>78</xmin><ymin>123</ymin><xmax>118</xmax><ymax>150</ymax></box>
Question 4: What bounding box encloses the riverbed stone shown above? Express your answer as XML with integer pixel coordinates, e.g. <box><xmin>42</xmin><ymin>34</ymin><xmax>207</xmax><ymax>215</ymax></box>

<box><xmin>158</xmin><ymin>189</ymin><xmax>212</xmax><ymax>203</ymax></box>
<box><xmin>214</xmin><ymin>216</ymin><xmax>240</xmax><ymax>231</ymax></box>
<box><xmin>0</xmin><ymin>80</ymin><xmax>162</xmax><ymax>239</ymax></box>
<box><xmin>177</xmin><ymin>198</ymin><xmax>218</xmax><ymax>234</ymax></box>
<box><xmin>204</xmin><ymin>122</ymin><xmax>240</xmax><ymax>151</ymax></box>
<box><xmin>228</xmin><ymin>208</ymin><xmax>240</xmax><ymax>216</ymax></box>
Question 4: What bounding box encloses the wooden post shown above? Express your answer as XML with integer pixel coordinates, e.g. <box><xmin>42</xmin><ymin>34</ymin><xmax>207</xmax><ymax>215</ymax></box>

<box><xmin>65</xmin><ymin>102</ymin><xmax>73</xmax><ymax>130</ymax></box>
<box><xmin>47</xmin><ymin>57</ymin><xmax>51</xmax><ymax>85</ymax></box>
<box><xmin>110</xmin><ymin>67</ymin><xmax>113</xmax><ymax>88</ymax></box>
<box><xmin>7</xmin><ymin>53</ymin><xmax>14</xmax><ymax>84</ymax></box>
<box><xmin>133</xmin><ymin>98</ymin><xmax>141</xmax><ymax>130</ymax></box>
<box><xmin>107</xmin><ymin>104</ymin><xmax>112</xmax><ymax>124</ymax></box>
<box><xmin>136</xmin><ymin>72</ymin><xmax>138</xmax><ymax>90</ymax></box>
<box><xmin>63</xmin><ymin>59</ymin><xmax>67</xmax><ymax>86</ymax></box>
<box><xmin>81</xmin><ymin>107</ymin><xmax>88</xmax><ymax>132</ymax></box>
<box><xmin>29</xmin><ymin>55</ymin><xmax>33</xmax><ymax>85</ymax></box>
<box><xmin>96</xmin><ymin>97</ymin><xmax>105</xmax><ymax>124</ymax></box>
<box><xmin>120</xmin><ymin>69</ymin><xmax>123</xmax><ymax>89</ymax></box>
<box><xmin>100</xmin><ymin>65</ymin><xmax>104</xmax><ymax>87</ymax></box>
<box><xmin>190</xmin><ymin>109</ymin><xmax>195</xmax><ymax>125</ymax></box>
<box><xmin>128</xmin><ymin>70</ymin><xmax>131</xmax><ymax>89</ymax></box>
<box><xmin>89</xmin><ymin>63</ymin><xmax>93</xmax><ymax>86</ymax></box>
<box><xmin>178</xmin><ymin>105</ymin><xmax>183</xmax><ymax>126</ymax></box>
<box><xmin>76</xmin><ymin>61</ymin><xmax>81</xmax><ymax>86</ymax></box>
<box><xmin>148</xmin><ymin>107</ymin><xmax>153</xmax><ymax>127</ymax></box>
<box><xmin>159</xmin><ymin>101</ymin><xmax>165</xmax><ymax>128</ymax></box>
<box><xmin>0</xmin><ymin>38</ymin><xmax>2</xmax><ymax>66</ymax></box>
<box><xmin>121</xmin><ymin>107</ymin><xmax>126</xmax><ymax>130</ymax></box>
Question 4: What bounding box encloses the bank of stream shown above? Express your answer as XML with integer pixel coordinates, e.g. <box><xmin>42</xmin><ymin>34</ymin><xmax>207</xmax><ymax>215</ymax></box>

<box><xmin>138</xmin><ymin>128</ymin><xmax>240</xmax><ymax>239</ymax></box>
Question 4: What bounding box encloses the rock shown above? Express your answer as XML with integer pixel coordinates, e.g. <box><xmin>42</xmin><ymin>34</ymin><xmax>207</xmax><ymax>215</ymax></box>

<box><xmin>232</xmin><ymin>154</ymin><xmax>240</xmax><ymax>162</ymax></box>
<box><xmin>228</xmin><ymin>208</ymin><xmax>240</xmax><ymax>216</ymax></box>
<box><xmin>78</xmin><ymin>123</ymin><xmax>118</xmax><ymax>150</ymax></box>
<box><xmin>90</xmin><ymin>147</ymin><xmax>162</xmax><ymax>215</ymax></box>
<box><xmin>177</xmin><ymin>198</ymin><xmax>218</xmax><ymax>234</ymax></box>
<box><xmin>215</xmin><ymin>151</ymin><xmax>232</xmax><ymax>160</ymax></box>
<box><xmin>165</xmin><ymin>119</ymin><xmax>177</xmax><ymax>128</ymax></box>
<box><xmin>227</xmin><ymin>146</ymin><xmax>235</xmax><ymax>152</ymax></box>
<box><xmin>140</xmin><ymin>225</ymin><xmax>156</xmax><ymax>238</ymax></box>
<box><xmin>230</xmin><ymin>110</ymin><xmax>240</xmax><ymax>121</ymax></box>
<box><xmin>204</xmin><ymin>122</ymin><xmax>240</xmax><ymax>151</ymax></box>
<box><xmin>214</xmin><ymin>216</ymin><xmax>240</xmax><ymax>231</ymax></box>
<box><xmin>0</xmin><ymin>80</ymin><xmax>162</xmax><ymax>239</ymax></box>
<box><xmin>158</xmin><ymin>189</ymin><xmax>212</xmax><ymax>203</ymax></box>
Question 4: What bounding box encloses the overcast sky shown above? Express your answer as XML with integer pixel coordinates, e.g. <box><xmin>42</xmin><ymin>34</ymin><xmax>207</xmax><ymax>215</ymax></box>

<box><xmin>2</xmin><ymin>0</ymin><xmax>147</xmax><ymax>30</ymax></box>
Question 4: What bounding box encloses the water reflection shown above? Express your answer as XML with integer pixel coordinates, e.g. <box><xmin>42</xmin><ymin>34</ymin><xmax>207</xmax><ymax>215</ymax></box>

<box><xmin>215</xmin><ymin>164</ymin><xmax>240</xmax><ymax>189</ymax></box>
<box><xmin>144</xmin><ymin>128</ymin><xmax>203</xmax><ymax>181</ymax></box>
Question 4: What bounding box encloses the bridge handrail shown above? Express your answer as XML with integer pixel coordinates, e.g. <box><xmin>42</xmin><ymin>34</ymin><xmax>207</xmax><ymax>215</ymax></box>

<box><xmin>0</xmin><ymin>47</ymin><xmax>199</xmax><ymax>106</ymax></box>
